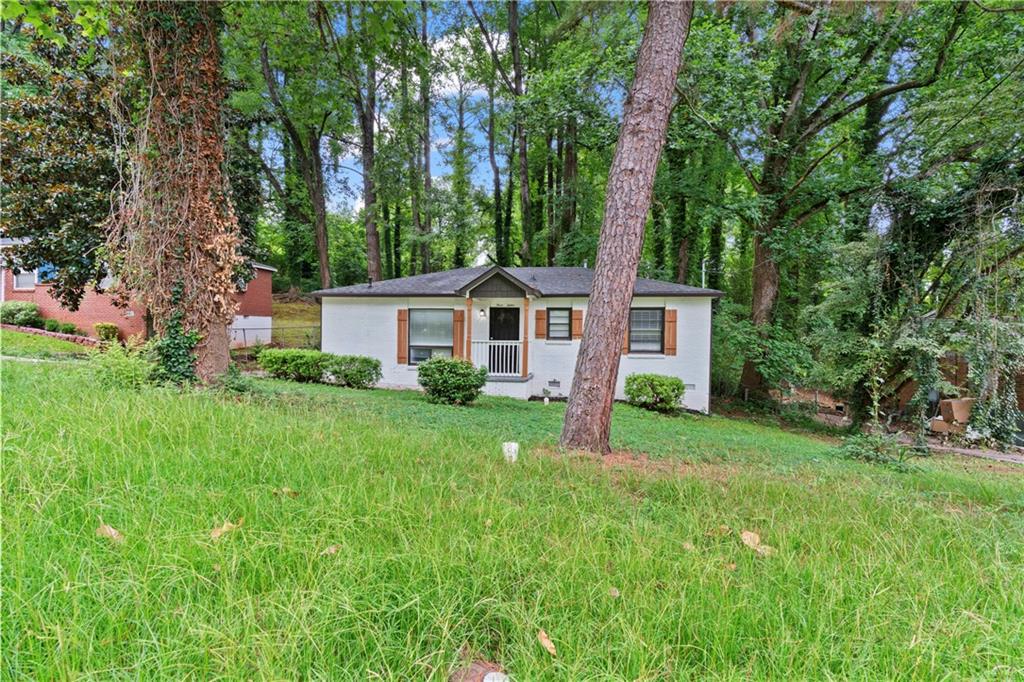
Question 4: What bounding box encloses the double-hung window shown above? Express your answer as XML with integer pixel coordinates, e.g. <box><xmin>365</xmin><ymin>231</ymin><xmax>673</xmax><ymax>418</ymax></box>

<box><xmin>628</xmin><ymin>308</ymin><xmax>664</xmax><ymax>353</ymax></box>
<box><xmin>546</xmin><ymin>308</ymin><xmax>571</xmax><ymax>340</ymax></box>
<box><xmin>409</xmin><ymin>309</ymin><xmax>453</xmax><ymax>364</ymax></box>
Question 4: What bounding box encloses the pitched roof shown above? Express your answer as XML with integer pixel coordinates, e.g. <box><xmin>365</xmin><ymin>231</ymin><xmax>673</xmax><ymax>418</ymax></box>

<box><xmin>312</xmin><ymin>266</ymin><xmax>723</xmax><ymax>298</ymax></box>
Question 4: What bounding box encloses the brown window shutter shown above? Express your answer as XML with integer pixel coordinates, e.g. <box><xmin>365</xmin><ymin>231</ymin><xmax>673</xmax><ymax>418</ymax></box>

<box><xmin>535</xmin><ymin>309</ymin><xmax>547</xmax><ymax>339</ymax></box>
<box><xmin>571</xmin><ymin>309</ymin><xmax>583</xmax><ymax>339</ymax></box>
<box><xmin>664</xmin><ymin>308</ymin><xmax>677</xmax><ymax>356</ymax></box>
<box><xmin>452</xmin><ymin>309</ymin><xmax>465</xmax><ymax>358</ymax></box>
<box><xmin>622</xmin><ymin>321</ymin><xmax>630</xmax><ymax>354</ymax></box>
<box><xmin>397</xmin><ymin>308</ymin><xmax>409</xmax><ymax>364</ymax></box>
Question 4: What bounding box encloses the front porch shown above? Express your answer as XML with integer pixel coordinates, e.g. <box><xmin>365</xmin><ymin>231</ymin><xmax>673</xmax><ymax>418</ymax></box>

<box><xmin>456</xmin><ymin>266</ymin><xmax>539</xmax><ymax>385</ymax></box>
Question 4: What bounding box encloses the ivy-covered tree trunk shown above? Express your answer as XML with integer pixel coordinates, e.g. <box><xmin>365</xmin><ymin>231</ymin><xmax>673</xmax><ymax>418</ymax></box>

<box><xmin>560</xmin><ymin>0</ymin><xmax>693</xmax><ymax>454</ymax></box>
<box><xmin>109</xmin><ymin>0</ymin><xmax>242</xmax><ymax>381</ymax></box>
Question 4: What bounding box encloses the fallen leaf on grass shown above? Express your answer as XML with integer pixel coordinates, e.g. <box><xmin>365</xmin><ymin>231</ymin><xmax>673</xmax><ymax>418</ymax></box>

<box><xmin>724</xmin><ymin>562</ymin><xmax>737</xmax><ymax>571</ymax></box>
<box><xmin>210</xmin><ymin>518</ymin><xmax>243</xmax><ymax>541</ymax></box>
<box><xmin>96</xmin><ymin>521</ymin><xmax>124</xmax><ymax>544</ymax></box>
<box><xmin>321</xmin><ymin>544</ymin><xmax>341</xmax><ymax>556</ymax></box>
<box><xmin>740</xmin><ymin>530</ymin><xmax>776</xmax><ymax>557</ymax></box>
<box><xmin>608</xmin><ymin>586</ymin><xmax>621</xmax><ymax>599</ymax></box>
<box><xmin>682</xmin><ymin>541</ymin><xmax>697</xmax><ymax>552</ymax></box>
<box><xmin>537</xmin><ymin>629</ymin><xmax>557</xmax><ymax>657</ymax></box>
<box><xmin>273</xmin><ymin>487</ymin><xmax>299</xmax><ymax>498</ymax></box>
<box><xmin>705</xmin><ymin>525</ymin><xmax>731</xmax><ymax>538</ymax></box>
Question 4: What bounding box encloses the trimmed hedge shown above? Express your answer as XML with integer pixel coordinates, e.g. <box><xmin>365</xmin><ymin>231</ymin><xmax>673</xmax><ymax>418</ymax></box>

<box><xmin>624</xmin><ymin>373</ymin><xmax>686</xmax><ymax>413</ymax></box>
<box><xmin>416</xmin><ymin>357</ymin><xmax>487</xmax><ymax>405</ymax></box>
<box><xmin>257</xmin><ymin>348</ymin><xmax>381</xmax><ymax>389</ymax></box>
<box><xmin>0</xmin><ymin>301</ymin><xmax>42</xmax><ymax>328</ymax></box>
<box><xmin>258</xmin><ymin>349</ymin><xmax>325</xmax><ymax>382</ymax></box>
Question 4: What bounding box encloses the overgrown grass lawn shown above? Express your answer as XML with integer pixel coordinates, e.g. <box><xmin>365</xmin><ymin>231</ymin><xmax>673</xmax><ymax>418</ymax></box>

<box><xmin>0</xmin><ymin>329</ymin><xmax>89</xmax><ymax>358</ymax></box>
<box><xmin>3</xmin><ymin>361</ymin><xmax>1022</xmax><ymax>678</ymax></box>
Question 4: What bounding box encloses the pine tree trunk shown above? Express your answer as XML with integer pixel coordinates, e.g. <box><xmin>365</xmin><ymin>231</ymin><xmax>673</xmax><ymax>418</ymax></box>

<box><xmin>420</xmin><ymin>0</ymin><xmax>432</xmax><ymax>274</ymax></box>
<box><xmin>560</xmin><ymin>0</ymin><xmax>693</xmax><ymax>453</ymax></box>
<box><xmin>560</xmin><ymin>119</ymin><xmax>577</xmax><ymax>243</ymax></box>
<box><xmin>362</xmin><ymin>59</ymin><xmax>382</xmax><ymax>281</ymax></box>
<box><xmin>392</xmin><ymin>201</ymin><xmax>403</xmax><ymax>278</ymax></box>
<box><xmin>308</xmin><ymin>132</ymin><xmax>331</xmax><ymax>289</ymax></box>
<box><xmin>382</xmin><ymin>201</ymin><xmax>393</xmax><ymax>279</ymax></box>
<box><xmin>509</xmin><ymin>0</ymin><xmax>531</xmax><ymax>265</ymax></box>
<box><xmin>487</xmin><ymin>76</ymin><xmax>505</xmax><ymax>265</ymax></box>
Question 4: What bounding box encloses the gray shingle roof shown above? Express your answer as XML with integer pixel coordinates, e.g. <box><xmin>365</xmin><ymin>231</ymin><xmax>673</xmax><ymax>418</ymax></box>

<box><xmin>312</xmin><ymin>266</ymin><xmax>722</xmax><ymax>298</ymax></box>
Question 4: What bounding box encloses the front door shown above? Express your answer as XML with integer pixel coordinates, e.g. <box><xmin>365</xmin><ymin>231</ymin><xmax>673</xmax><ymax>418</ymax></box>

<box><xmin>488</xmin><ymin>307</ymin><xmax>520</xmax><ymax>374</ymax></box>
<box><xmin>489</xmin><ymin>307</ymin><xmax>519</xmax><ymax>340</ymax></box>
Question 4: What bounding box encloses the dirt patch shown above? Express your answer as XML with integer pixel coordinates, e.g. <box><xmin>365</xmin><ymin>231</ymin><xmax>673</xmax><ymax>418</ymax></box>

<box><xmin>536</xmin><ymin>446</ymin><xmax>741</xmax><ymax>483</ymax></box>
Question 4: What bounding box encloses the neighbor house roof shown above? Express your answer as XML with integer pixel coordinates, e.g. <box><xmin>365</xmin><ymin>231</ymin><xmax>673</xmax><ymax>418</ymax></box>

<box><xmin>312</xmin><ymin>266</ymin><xmax>723</xmax><ymax>298</ymax></box>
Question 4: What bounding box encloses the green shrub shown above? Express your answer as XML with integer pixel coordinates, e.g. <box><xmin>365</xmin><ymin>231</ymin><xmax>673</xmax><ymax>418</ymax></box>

<box><xmin>322</xmin><ymin>354</ymin><xmax>382</xmax><ymax>389</ymax></box>
<box><xmin>833</xmin><ymin>433</ymin><xmax>916</xmax><ymax>472</ymax></box>
<box><xmin>58</xmin><ymin>322</ymin><xmax>78</xmax><ymax>335</ymax></box>
<box><xmin>257</xmin><ymin>348</ymin><xmax>326</xmax><ymax>382</ymax></box>
<box><xmin>43</xmin><ymin>319</ymin><xmax>61</xmax><ymax>332</ymax></box>
<box><xmin>417</xmin><ymin>357</ymin><xmax>487</xmax><ymax>405</ymax></box>
<box><xmin>624</xmin><ymin>373</ymin><xmax>686</xmax><ymax>413</ymax></box>
<box><xmin>94</xmin><ymin>322</ymin><xmax>120</xmax><ymax>343</ymax></box>
<box><xmin>0</xmin><ymin>301</ymin><xmax>43</xmax><ymax>328</ymax></box>
<box><xmin>91</xmin><ymin>341</ymin><xmax>156</xmax><ymax>390</ymax></box>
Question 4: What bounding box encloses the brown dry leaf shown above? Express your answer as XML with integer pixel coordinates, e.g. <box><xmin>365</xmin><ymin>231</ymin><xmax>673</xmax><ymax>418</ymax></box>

<box><xmin>537</xmin><ymin>629</ymin><xmax>557</xmax><ymax>657</ymax></box>
<box><xmin>608</xmin><ymin>586</ymin><xmax>621</xmax><ymax>599</ymax></box>
<box><xmin>724</xmin><ymin>562</ymin><xmax>737</xmax><ymax>571</ymax></box>
<box><xmin>273</xmin><ymin>487</ymin><xmax>299</xmax><ymax>498</ymax></box>
<box><xmin>321</xmin><ymin>544</ymin><xmax>341</xmax><ymax>556</ymax></box>
<box><xmin>706</xmin><ymin>524</ymin><xmax>731</xmax><ymax>538</ymax></box>
<box><xmin>682</xmin><ymin>541</ymin><xmax>697</xmax><ymax>552</ymax></box>
<box><xmin>740</xmin><ymin>529</ymin><xmax>776</xmax><ymax>557</ymax></box>
<box><xmin>96</xmin><ymin>522</ymin><xmax>124</xmax><ymax>544</ymax></box>
<box><xmin>210</xmin><ymin>517</ymin><xmax>243</xmax><ymax>541</ymax></box>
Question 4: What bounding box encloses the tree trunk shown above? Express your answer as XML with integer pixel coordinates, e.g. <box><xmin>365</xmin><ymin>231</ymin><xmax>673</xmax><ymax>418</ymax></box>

<box><xmin>361</xmin><ymin>59</ymin><xmax>382</xmax><ymax>281</ymax></box>
<box><xmin>651</xmin><ymin>200</ymin><xmax>666</xmax><ymax>274</ymax></box>
<box><xmin>382</xmin><ymin>201</ymin><xmax>393</xmax><ymax>278</ymax></box>
<box><xmin>504</xmin><ymin>140</ymin><xmax>515</xmax><ymax>258</ymax></box>
<box><xmin>509</xmin><ymin>0</ymin><xmax>531</xmax><ymax>265</ymax></box>
<box><xmin>420</xmin><ymin>0</ymin><xmax>432</xmax><ymax>274</ymax></box>
<box><xmin>307</xmin><ymin>130</ymin><xmax>331</xmax><ymax>289</ymax></box>
<box><xmin>739</xmin><ymin>227</ymin><xmax>780</xmax><ymax>396</ymax></box>
<box><xmin>487</xmin><ymin>76</ymin><xmax>506</xmax><ymax>265</ymax></box>
<box><xmin>560</xmin><ymin>0</ymin><xmax>693</xmax><ymax>453</ymax></box>
<box><xmin>113</xmin><ymin>0</ymin><xmax>243</xmax><ymax>382</ymax></box>
<box><xmin>560</xmin><ymin>118</ymin><xmax>577</xmax><ymax>244</ymax></box>
<box><xmin>392</xmin><ymin>201</ymin><xmax>402</xmax><ymax>278</ymax></box>
<box><xmin>546</xmin><ymin>130</ymin><xmax>556</xmax><ymax>265</ymax></box>
<box><xmin>707</xmin><ymin>216</ymin><xmax>723</xmax><ymax>290</ymax></box>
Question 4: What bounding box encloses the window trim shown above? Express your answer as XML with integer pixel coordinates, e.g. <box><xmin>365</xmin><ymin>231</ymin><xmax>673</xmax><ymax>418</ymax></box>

<box><xmin>546</xmin><ymin>307</ymin><xmax>572</xmax><ymax>340</ymax></box>
<box><xmin>12</xmin><ymin>269</ymin><xmax>36</xmax><ymax>291</ymax></box>
<box><xmin>628</xmin><ymin>306</ymin><xmax>665</xmax><ymax>354</ymax></box>
<box><xmin>408</xmin><ymin>308</ymin><xmax>455</xmax><ymax>365</ymax></box>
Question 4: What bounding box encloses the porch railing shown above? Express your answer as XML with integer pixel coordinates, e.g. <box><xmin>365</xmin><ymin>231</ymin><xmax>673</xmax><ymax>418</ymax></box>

<box><xmin>471</xmin><ymin>340</ymin><xmax>522</xmax><ymax>376</ymax></box>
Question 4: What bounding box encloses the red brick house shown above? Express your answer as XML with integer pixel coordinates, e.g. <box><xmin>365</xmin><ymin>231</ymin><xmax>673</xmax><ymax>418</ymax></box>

<box><xmin>0</xmin><ymin>255</ymin><xmax>275</xmax><ymax>347</ymax></box>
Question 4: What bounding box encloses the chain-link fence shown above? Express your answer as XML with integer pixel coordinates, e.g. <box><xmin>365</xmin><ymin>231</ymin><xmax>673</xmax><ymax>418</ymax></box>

<box><xmin>230</xmin><ymin>325</ymin><xmax>321</xmax><ymax>367</ymax></box>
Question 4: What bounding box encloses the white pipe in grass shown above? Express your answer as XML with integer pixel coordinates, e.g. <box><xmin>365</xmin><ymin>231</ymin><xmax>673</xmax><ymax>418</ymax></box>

<box><xmin>502</xmin><ymin>442</ymin><xmax>519</xmax><ymax>463</ymax></box>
